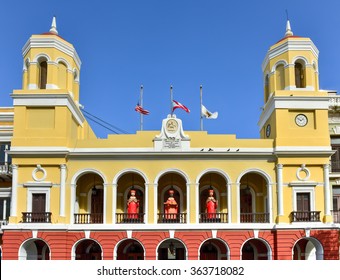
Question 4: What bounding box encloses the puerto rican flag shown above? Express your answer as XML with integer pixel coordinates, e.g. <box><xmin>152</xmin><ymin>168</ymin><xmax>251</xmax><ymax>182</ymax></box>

<box><xmin>172</xmin><ymin>100</ymin><xmax>190</xmax><ymax>113</ymax></box>
<box><xmin>135</xmin><ymin>103</ymin><xmax>150</xmax><ymax>115</ymax></box>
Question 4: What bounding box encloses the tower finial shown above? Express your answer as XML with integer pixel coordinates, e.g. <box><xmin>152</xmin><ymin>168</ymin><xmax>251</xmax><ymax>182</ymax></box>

<box><xmin>49</xmin><ymin>16</ymin><xmax>58</xmax><ymax>35</ymax></box>
<box><xmin>285</xmin><ymin>10</ymin><xmax>293</xmax><ymax>37</ymax></box>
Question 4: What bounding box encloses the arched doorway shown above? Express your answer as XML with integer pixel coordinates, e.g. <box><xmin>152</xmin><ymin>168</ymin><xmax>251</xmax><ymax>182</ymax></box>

<box><xmin>74</xmin><ymin>172</ymin><xmax>104</xmax><ymax>224</ymax></box>
<box><xmin>293</xmin><ymin>237</ymin><xmax>324</xmax><ymax>260</ymax></box>
<box><xmin>157</xmin><ymin>171</ymin><xmax>187</xmax><ymax>223</ymax></box>
<box><xmin>241</xmin><ymin>239</ymin><xmax>271</xmax><ymax>260</ymax></box>
<box><xmin>239</xmin><ymin>172</ymin><xmax>269</xmax><ymax>223</ymax></box>
<box><xmin>157</xmin><ymin>239</ymin><xmax>186</xmax><ymax>260</ymax></box>
<box><xmin>116</xmin><ymin>171</ymin><xmax>146</xmax><ymax>223</ymax></box>
<box><xmin>19</xmin><ymin>239</ymin><xmax>50</xmax><ymax>260</ymax></box>
<box><xmin>199</xmin><ymin>239</ymin><xmax>229</xmax><ymax>260</ymax></box>
<box><xmin>116</xmin><ymin>239</ymin><xmax>144</xmax><ymax>260</ymax></box>
<box><xmin>75</xmin><ymin>239</ymin><xmax>102</xmax><ymax>260</ymax></box>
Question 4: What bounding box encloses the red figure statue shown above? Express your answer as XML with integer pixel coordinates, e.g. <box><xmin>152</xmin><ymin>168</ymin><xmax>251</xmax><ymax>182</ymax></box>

<box><xmin>164</xmin><ymin>189</ymin><xmax>178</xmax><ymax>219</ymax></box>
<box><xmin>127</xmin><ymin>189</ymin><xmax>139</xmax><ymax>219</ymax></box>
<box><xmin>206</xmin><ymin>189</ymin><xmax>218</xmax><ymax>219</ymax></box>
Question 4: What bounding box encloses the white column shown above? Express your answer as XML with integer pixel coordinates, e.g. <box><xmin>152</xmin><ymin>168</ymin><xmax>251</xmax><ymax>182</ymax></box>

<box><xmin>153</xmin><ymin>183</ymin><xmax>158</xmax><ymax>224</ymax></box>
<box><xmin>10</xmin><ymin>164</ymin><xmax>18</xmax><ymax>217</ymax></box>
<box><xmin>70</xmin><ymin>183</ymin><xmax>76</xmax><ymax>224</ymax></box>
<box><xmin>186</xmin><ymin>183</ymin><xmax>190</xmax><ymax>224</ymax></box>
<box><xmin>144</xmin><ymin>183</ymin><xmax>149</xmax><ymax>224</ymax></box>
<box><xmin>195</xmin><ymin>183</ymin><xmax>199</xmax><ymax>224</ymax></box>
<box><xmin>276</xmin><ymin>164</ymin><xmax>284</xmax><ymax>216</ymax></box>
<box><xmin>227</xmin><ymin>183</ymin><xmax>232</xmax><ymax>223</ymax></box>
<box><xmin>103</xmin><ymin>183</ymin><xmax>107</xmax><ymax>224</ymax></box>
<box><xmin>112</xmin><ymin>183</ymin><xmax>117</xmax><ymax>224</ymax></box>
<box><xmin>236</xmin><ymin>182</ymin><xmax>240</xmax><ymax>223</ymax></box>
<box><xmin>267</xmin><ymin>183</ymin><xmax>273</xmax><ymax>223</ymax></box>
<box><xmin>59</xmin><ymin>164</ymin><xmax>66</xmax><ymax>217</ymax></box>
<box><xmin>2</xmin><ymin>199</ymin><xmax>7</xmax><ymax>220</ymax></box>
<box><xmin>323</xmin><ymin>164</ymin><xmax>331</xmax><ymax>216</ymax></box>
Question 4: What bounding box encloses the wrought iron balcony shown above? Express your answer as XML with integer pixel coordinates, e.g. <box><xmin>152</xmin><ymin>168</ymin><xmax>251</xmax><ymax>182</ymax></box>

<box><xmin>290</xmin><ymin>211</ymin><xmax>321</xmax><ymax>222</ymax></box>
<box><xmin>199</xmin><ymin>212</ymin><xmax>228</xmax><ymax>223</ymax></box>
<box><xmin>157</xmin><ymin>212</ymin><xmax>186</xmax><ymax>223</ymax></box>
<box><xmin>74</xmin><ymin>213</ymin><xmax>103</xmax><ymax>224</ymax></box>
<box><xmin>116</xmin><ymin>213</ymin><xmax>145</xmax><ymax>223</ymax></box>
<box><xmin>331</xmin><ymin>210</ymin><xmax>340</xmax><ymax>223</ymax></box>
<box><xmin>22</xmin><ymin>212</ymin><xmax>52</xmax><ymax>223</ymax></box>
<box><xmin>240</xmin><ymin>212</ymin><xmax>269</xmax><ymax>223</ymax></box>
<box><xmin>0</xmin><ymin>162</ymin><xmax>12</xmax><ymax>181</ymax></box>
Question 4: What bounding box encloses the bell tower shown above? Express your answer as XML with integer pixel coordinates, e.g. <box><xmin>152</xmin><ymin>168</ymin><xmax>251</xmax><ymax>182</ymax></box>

<box><xmin>258</xmin><ymin>20</ymin><xmax>330</xmax><ymax>148</ymax></box>
<box><xmin>11</xmin><ymin>17</ymin><xmax>89</xmax><ymax>148</ymax></box>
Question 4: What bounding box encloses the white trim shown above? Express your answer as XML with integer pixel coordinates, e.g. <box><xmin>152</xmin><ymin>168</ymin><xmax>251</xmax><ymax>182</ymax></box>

<box><xmin>11</xmin><ymin>93</ymin><xmax>85</xmax><ymax>126</ymax></box>
<box><xmin>26</xmin><ymin>187</ymin><xmax>51</xmax><ymax>213</ymax></box>
<box><xmin>262</xmin><ymin>39</ymin><xmax>319</xmax><ymax>71</ymax></box>
<box><xmin>258</xmin><ymin>95</ymin><xmax>330</xmax><ymax>129</ymax></box>
<box><xmin>292</xmin><ymin>186</ymin><xmax>316</xmax><ymax>212</ymax></box>
<box><xmin>23</xmin><ymin>37</ymin><xmax>81</xmax><ymax>69</ymax></box>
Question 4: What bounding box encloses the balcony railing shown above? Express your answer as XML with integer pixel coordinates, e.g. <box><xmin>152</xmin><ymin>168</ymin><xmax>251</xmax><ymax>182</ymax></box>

<box><xmin>74</xmin><ymin>213</ymin><xmax>103</xmax><ymax>224</ymax></box>
<box><xmin>290</xmin><ymin>211</ymin><xmax>321</xmax><ymax>222</ymax></box>
<box><xmin>22</xmin><ymin>212</ymin><xmax>52</xmax><ymax>223</ymax></box>
<box><xmin>116</xmin><ymin>213</ymin><xmax>145</xmax><ymax>223</ymax></box>
<box><xmin>199</xmin><ymin>212</ymin><xmax>228</xmax><ymax>223</ymax></box>
<box><xmin>331</xmin><ymin>210</ymin><xmax>340</xmax><ymax>223</ymax></box>
<box><xmin>157</xmin><ymin>213</ymin><xmax>186</xmax><ymax>223</ymax></box>
<box><xmin>240</xmin><ymin>212</ymin><xmax>269</xmax><ymax>223</ymax></box>
<box><xmin>0</xmin><ymin>219</ymin><xmax>8</xmax><ymax>228</ymax></box>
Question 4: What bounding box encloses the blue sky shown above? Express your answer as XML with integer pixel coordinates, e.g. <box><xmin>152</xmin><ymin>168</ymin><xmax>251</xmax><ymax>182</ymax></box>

<box><xmin>1</xmin><ymin>0</ymin><xmax>340</xmax><ymax>139</ymax></box>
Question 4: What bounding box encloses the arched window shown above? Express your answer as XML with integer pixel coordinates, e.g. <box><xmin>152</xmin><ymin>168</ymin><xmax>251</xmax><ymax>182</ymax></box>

<box><xmin>264</xmin><ymin>74</ymin><xmax>270</xmax><ymax>101</ymax></box>
<box><xmin>38</xmin><ymin>59</ymin><xmax>48</xmax><ymax>89</ymax></box>
<box><xmin>58</xmin><ymin>61</ymin><xmax>68</xmax><ymax>89</ymax></box>
<box><xmin>295</xmin><ymin>61</ymin><xmax>306</xmax><ymax>88</ymax></box>
<box><xmin>275</xmin><ymin>64</ymin><xmax>285</xmax><ymax>90</ymax></box>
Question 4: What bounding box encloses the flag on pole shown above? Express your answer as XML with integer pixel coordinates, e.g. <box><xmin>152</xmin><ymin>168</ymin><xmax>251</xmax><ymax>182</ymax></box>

<box><xmin>201</xmin><ymin>104</ymin><xmax>218</xmax><ymax>119</ymax></box>
<box><xmin>172</xmin><ymin>100</ymin><xmax>190</xmax><ymax>113</ymax></box>
<box><xmin>135</xmin><ymin>103</ymin><xmax>150</xmax><ymax>115</ymax></box>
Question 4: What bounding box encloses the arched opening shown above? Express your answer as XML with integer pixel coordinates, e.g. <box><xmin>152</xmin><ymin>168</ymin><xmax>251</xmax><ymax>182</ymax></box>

<box><xmin>264</xmin><ymin>74</ymin><xmax>270</xmax><ymax>102</ymax></box>
<box><xmin>116</xmin><ymin>239</ymin><xmax>144</xmax><ymax>260</ymax></box>
<box><xmin>157</xmin><ymin>239</ymin><xmax>186</xmax><ymax>260</ymax></box>
<box><xmin>199</xmin><ymin>239</ymin><xmax>229</xmax><ymax>260</ymax></box>
<box><xmin>75</xmin><ymin>239</ymin><xmax>102</xmax><ymax>260</ymax></box>
<box><xmin>293</xmin><ymin>237</ymin><xmax>324</xmax><ymax>260</ymax></box>
<box><xmin>38</xmin><ymin>58</ymin><xmax>48</xmax><ymax>89</ymax></box>
<box><xmin>19</xmin><ymin>239</ymin><xmax>50</xmax><ymax>260</ymax></box>
<box><xmin>58</xmin><ymin>61</ymin><xmax>68</xmax><ymax>89</ymax></box>
<box><xmin>295</xmin><ymin>60</ymin><xmax>306</xmax><ymax>88</ymax></box>
<box><xmin>275</xmin><ymin>64</ymin><xmax>285</xmax><ymax>90</ymax></box>
<box><xmin>116</xmin><ymin>171</ymin><xmax>146</xmax><ymax>223</ymax></box>
<box><xmin>74</xmin><ymin>172</ymin><xmax>104</xmax><ymax>224</ymax></box>
<box><xmin>157</xmin><ymin>172</ymin><xmax>187</xmax><ymax>223</ymax></box>
<box><xmin>198</xmin><ymin>172</ymin><xmax>228</xmax><ymax>223</ymax></box>
<box><xmin>241</xmin><ymin>239</ymin><xmax>270</xmax><ymax>260</ymax></box>
<box><xmin>239</xmin><ymin>172</ymin><xmax>269</xmax><ymax>223</ymax></box>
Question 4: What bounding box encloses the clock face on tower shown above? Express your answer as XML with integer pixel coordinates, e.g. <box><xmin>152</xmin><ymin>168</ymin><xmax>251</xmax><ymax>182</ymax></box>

<box><xmin>166</xmin><ymin>119</ymin><xmax>178</xmax><ymax>133</ymax></box>
<box><xmin>295</xmin><ymin>114</ymin><xmax>308</xmax><ymax>127</ymax></box>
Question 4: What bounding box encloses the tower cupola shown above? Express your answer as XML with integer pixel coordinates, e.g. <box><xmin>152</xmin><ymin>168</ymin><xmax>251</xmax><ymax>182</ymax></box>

<box><xmin>21</xmin><ymin>17</ymin><xmax>81</xmax><ymax>102</ymax></box>
<box><xmin>262</xmin><ymin>20</ymin><xmax>319</xmax><ymax>103</ymax></box>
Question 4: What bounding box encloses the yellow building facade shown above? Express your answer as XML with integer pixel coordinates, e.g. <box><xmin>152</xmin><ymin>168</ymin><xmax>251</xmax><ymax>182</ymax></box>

<box><xmin>0</xmin><ymin>18</ymin><xmax>339</xmax><ymax>260</ymax></box>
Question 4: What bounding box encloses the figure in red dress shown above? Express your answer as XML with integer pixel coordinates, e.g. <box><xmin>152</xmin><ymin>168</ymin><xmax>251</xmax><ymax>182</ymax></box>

<box><xmin>164</xmin><ymin>189</ymin><xmax>178</xmax><ymax>220</ymax></box>
<box><xmin>127</xmin><ymin>189</ymin><xmax>139</xmax><ymax>219</ymax></box>
<box><xmin>206</xmin><ymin>188</ymin><xmax>218</xmax><ymax>219</ymax></box>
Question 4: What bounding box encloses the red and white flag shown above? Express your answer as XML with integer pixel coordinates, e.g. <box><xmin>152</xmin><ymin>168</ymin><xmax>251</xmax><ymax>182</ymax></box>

<box><xmin>135</xmin><ymin>104</ymin><xmax>150</xmax><ymax>115</ymax></box>
<box><xmin>172</xmin><ymin>100</ymin><xmax>190</xmax><ymax>113</ymax></box>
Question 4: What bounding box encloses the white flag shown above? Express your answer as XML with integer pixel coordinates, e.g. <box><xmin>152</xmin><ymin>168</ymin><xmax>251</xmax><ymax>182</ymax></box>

<box><xmin>201</xmin><ymin>104</ymin><xmax>218</xmax><ymax>119</ymax></box>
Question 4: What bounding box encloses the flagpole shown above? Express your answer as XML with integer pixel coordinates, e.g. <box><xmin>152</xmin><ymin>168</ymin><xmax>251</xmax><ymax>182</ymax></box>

<box><xmin>200</xmin><ymin>85</ymin><xmax>203</xmax><ymax>131</ymax></box>
<box><xmin>170</xmin><ymin>85</ymin><xmax>173</xmax><ymax>117</ymax></box>
<box><xmin>140</xmin><ymin>85</ymin><xmax>143</xmax><ymax>131</ymax></box>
